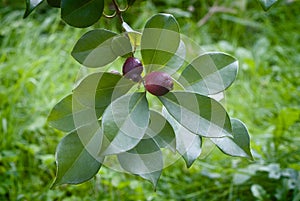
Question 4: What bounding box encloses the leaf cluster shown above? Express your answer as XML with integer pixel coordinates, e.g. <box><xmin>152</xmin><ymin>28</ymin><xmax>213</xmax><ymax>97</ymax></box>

<box><xmin>46</xmin><ymin>13</ymin><xmax>253</xmax><ymax>187</ymax></box>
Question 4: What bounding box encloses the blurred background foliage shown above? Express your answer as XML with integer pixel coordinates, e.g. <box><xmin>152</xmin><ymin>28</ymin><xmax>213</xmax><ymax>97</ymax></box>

<box><xmin>0</xmin><ymin>0</ymin><xmax>300</xmax><ymax>200</ymax></box>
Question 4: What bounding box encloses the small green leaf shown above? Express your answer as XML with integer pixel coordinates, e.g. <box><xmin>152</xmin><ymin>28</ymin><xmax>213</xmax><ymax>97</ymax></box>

<box><xmin>211</xmin><ymin>118</ymin><xmax>253</xmax><ymax>159</ymax></box>
<box><xmin>141</xmin><ymin>13</ymin><xmax>180</xmax><ymax>72</ymax></box>
<box><xmin>47</xmin><ymin>95</ymin><xmax>96</xmax><ymax>132</ymax></box>
<box><xmin>23</xmin><ymin>0</ymin><xmax>44</xmax><ymax>18</ymax></box>
<box><xmin>100</xmin><ymin>92</ymin><xmax>150</xmax><ymax>155</ymax></box>
<box><xmin>178</xmin><ymin>52</ymin><xmax>238</xmax><ymax>95</ymax></box>
<box><xmin>258</xmin><ymin>0</ymin><xmax>278</xmax><ymax>11</ymax></box>
<box><xmin>73</xmin><ymin>72</ymin><xmax>135</xmax><ymax>118</ymax></box>
<box><xmin>159</xmin><ymin>91</ymin><xmax>232</xmax><ymax>138</ymax></box>
<box><xmin>146</xmin><ymin>110</ymin><xmax>176</xmax><ymax>152</ymax></box>
<box><xmin>71</xmin><ymin>29</ymin><xmax>118</xmax><ymax>67</ymax></box>
<box><xmin>61</xmin><ymin>0</ymin><xmax>104</xmax><ymax>28</ymax></box>
<box><xmin>117</xmin><ymin>138</ymin><xmax>163</xmax><ymax>187</ymax></box>
<box><xmin>47</xmin><ymin>0</ymin><xmax>61</xmax><ymax>7</ymax></box>
<box><xmin>162</xmin><ymin>108</ymin><xmax>201</xmax><ymax>167</ymax></box>
<box><xmin>52</xmin><ymin>124</ymin><xmax>103</xmax><ymax>187</ymax></box>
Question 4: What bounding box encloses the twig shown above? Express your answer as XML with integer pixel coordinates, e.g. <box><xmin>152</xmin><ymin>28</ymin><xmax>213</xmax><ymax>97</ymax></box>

<box><xmin>111</xmin><ymin>0</ymin><xmax>125</xmax><ymax>24</ymax></box>
<box><xmin>197</xmin><ymin>2</ymin><xmax>236</xmax><ymax>27</ymax></box>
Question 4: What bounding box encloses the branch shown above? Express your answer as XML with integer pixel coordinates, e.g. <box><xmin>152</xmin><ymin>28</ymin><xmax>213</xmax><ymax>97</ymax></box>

<box><xmin>111</xmin><ymin>0</ymin><xmax>125</xmax><ymax>24</ymax></box>
<box><xmin>197</xmin><ymin>3</ymin><xmax>236</xmax><ymax>27</ymax></box>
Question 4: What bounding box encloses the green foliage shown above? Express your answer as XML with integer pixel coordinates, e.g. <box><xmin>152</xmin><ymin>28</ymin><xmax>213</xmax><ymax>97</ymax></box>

<box><xmin>178</xmin><ymin>52</ymin><xmax>238</xmax><ymax>95</ymax></box>
<box><xmin>2</xmin><ymin>0</ymin><xmax>300</xmax><ymax>200</ymax></box>
<box><xmin>47</xmin><ymin>94</ymin><xmax>75</xmax><ymax>132</ymax></box>
<box><xmin>44</xmin><ymin>11</ymin><xmax>251</xmax><ymax>187</ymax></box>
<box><xmin>258</xmin><ymin>0</ymin><xmax>278</xmax><ymax>11</ymax></box>
<box><xmin>159</xmin><ymin>91</ymin><xmax>232</xmax><ymax>138</ymax></box>
<box><xmin>101</xmin><ymin>92</ymin><xmax>150</xmax><ymax>155</ymax></box>
<box><xmin>53</xmin><ymin>129</ymin><xmax>103</xmax><ymax>186</ymax></box>
<box><xmin>141</xmin><ymin>13</ymin><xmax>180</xmax><ymax>70</ymax></box>
<box><xmin>71</xmin><ymin>30</ymin><xmax>118</xmax><ymax>67</ymax></box>
<box><xmin>61</xmin><ymin>0</ymin><xmax>104</xmax><ymax>28</ymax></box>
<box><xmin>24</xmin><ymin>0</ymin><xmax>43</xmax><ymax>18</ymax></box>
<box><xmin>47</xmin><ymin>0</ymin><xmax>61</xmax><ymax>8</ymax></box>
<box><xmin>211</xmin><ymin>118</ymin><xmax>253</xmax><ymax>159</ymax></box>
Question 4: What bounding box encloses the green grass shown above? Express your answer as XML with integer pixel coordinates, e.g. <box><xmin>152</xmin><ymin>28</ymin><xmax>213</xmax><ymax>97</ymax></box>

<box><xmin>1</xmin><ymin>1</ymin><xmax>300</xmax><ymax>200</ymax></box>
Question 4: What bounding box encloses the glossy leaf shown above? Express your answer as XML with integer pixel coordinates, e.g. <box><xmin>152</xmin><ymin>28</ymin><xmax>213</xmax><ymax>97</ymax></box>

<box><xmin>141</xmin><ymin>13</ymin><xmax>180</xmax><ymax>72</ymax></box>
<box><xmin>48</xmin><ymin>72</ymin><xmax>133</xmax><ymax>132</ymax></box>
<box><xmin>52</xmin><ymin>124</ymin><xmax>103</xmax><ymax>187</ymax></box>
<box><xmin>211</xmin><ymin>118</ymin><xmax>253</xmax><ymax>159</ymax></box>
<box><xmin>145</xmin><ymin>110</ymin><xmax>176</xmax><ymax>152</ymax></box>
<box><xmin>117</xmin><ymin>138</ymin><xmax>163</xmax><ymax>187</ymax></box>
<box><xmin>164</xmin><ymin>40</ymin><xmax>187</xmax><ymax>75</ymax></box>
<box><xmin>122</xmin><ymin>22</ymin><xmax>142</xmax><ymax>49</ymax></box>
<box><xmin>178</xmin><ymin>52</ymin><xmax>238</xmax><ymax>95</ymax></box>
<box><xmin>61</xmin><ymin>0</ymin><xmax>104</xmax><ymax>28</ymax></box>
<box><xmin>172</xmin><ymin>78</ymin><xmax>185</xmax><ymax>91</ymax></box>
<box><xmin>24</xmin><ymin>0</ymin><xmax>44</xmax><ymax>18</ymax></box>
<box><xmin>73</xmin><ymin>72</ymin><xmax>135</xmax><ymax>118</ymax></box>
<box><xmin>47</xmin><ymin>94</ymin><xmax>96</xmax><ymax>132</ymax></box>
<box><xmin>100</xmin><ymin>92</ymin><xmax>149</xmax><ymax>155</ymax></box>
<box><xmin>159</xmin><ymin>91</ymin><xmax>232</xmax><ymax>138</ymax></box>
<box><xmin>162</xmin><ymin>108</ymin><xmax>201</xmax><ymax>167</ymax></box>
<box><xmin>48</xmin><ymin>95</ymin><xmax>74</xmax><ymax>132</ymax></box>
<box><xmin>258</xmin><ymin>0</ymin><xmax>278</xmax><ymax>11</ymax></box>
<box><xmin>47</xmin><ymin>0</ymin><xmax>61</xmax><ymax>7</ymax></box>
<box><xmin>71</xmin><ymin>29</ymin><xmax>118</xmax><ymax>67</ymax></box>
<box><xmin>111</xmin><ymin>35</ymin><xmax>133</xmax><ymax>57</ymax></box>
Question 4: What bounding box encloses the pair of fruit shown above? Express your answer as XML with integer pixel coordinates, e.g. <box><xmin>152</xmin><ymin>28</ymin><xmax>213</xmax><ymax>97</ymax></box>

<box><xmin>122</xmin><ymin>57</ymin><xmax>173</xmax><ymax>96</ymax></box>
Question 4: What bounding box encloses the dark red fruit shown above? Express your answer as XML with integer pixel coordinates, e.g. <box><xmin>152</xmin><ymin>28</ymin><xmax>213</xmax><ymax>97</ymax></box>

<box><xmin>122</xmin><ymin>57</ymin><xmax>143</xmax><ymax>82</ymax></box>
<box><xmin>144</xmin><ymin>72</ymin><xmax>173</xmax><ymax>96</ymax></box>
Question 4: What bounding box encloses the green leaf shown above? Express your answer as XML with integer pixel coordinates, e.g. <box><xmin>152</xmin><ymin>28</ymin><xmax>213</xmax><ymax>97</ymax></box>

<box><xmin>47</xmin><ymin>94</ymin><xmax>96</xmax><ymax>132</ymax></box>
<box><xmin>211</xmin><ymin>118</ymin><xmax>253</xmax><ymax>159</ymax></box>
<box><xmin>122</xmin><ymin>22</ymin><xmax>142</xmax><ymax>49</ymax></box>
<box><xmin>172</xmin><ymin>78</ymin><xmax>185</xmax><ymax>91</ymax></box>
<box><xmin>48</xmin><ymin>95</ymin><xmax>74</xmax><ymax>132</ymax></box>
<box><xmin>73</xmin><ymin>72</ymin><xmax>135</xmax><ymax>118</ymax></box>
<box><xmin>178</xmin><ymin>52</ymin><xmax>238</xmax><ymax>95</ymax></box>
<box><xmin>48</xmin><ymin>73</ymin><xmax>134</xmax><ymax>132</ymax></box>
<box><xmin>52</xmin><ymin>123</ymin><xmax>103</xmax><ymax>187</ymax></box>
<box><xmin>111</xmin><ymin>34</ymin><xmax>133</xmax><ymax>57</ymax></box>
<box><xmin>162</xmin><ymin>108</ymin><xmax>201</xmax><ymax>167</ymax></box>
<box><xmin>159</xmin><ymin>91</ymin><xmax>232</xmax><ymax>138</ymax></box>
<box><xmin>258</xmin><ymin>0</ymin><xmax>278</xmax><ymax>11</ymax></box>
<box><xmin>141</xmin><ymin>13</ymin><xmax>180</xmax><ymax>72</ymax></box>
<box><xmin>71</xmin><ymin>29</ymin><xmax>118</xmax><ymax>67</ymax></box>
<box><xmin>61</xmin><ymin>0</ymin><xmax>104</xmax><ymax>28</ymax></box>
<box><xmin>146</xmin><ymin>110</ymin><xmax>176</xmax><ymax>152</ymax></box>
<box><xmin>23</xmin><ymin>0</ymin><xmax>44</xmax><ymax>18</ymax></box>
<box><xmin>100</xmin><ymin>92</ymin><xmax>150</xmax><ymax>155</ymax></box>
<box><xmin>164</xmin><ymin>40</ymin><xmax>186</xmax><ymax>75</ymax></box>
<box><xmin>47</xmin><ymin>0</ymin><xmax>61</xmax><ymax>7</ymax></box>
<box><xmin>117</xmin><ymin>138</ymin><xmax>163</xmax><ymax>187</ymax></box>
<box><xmin>127</xmin><ymin>0</ymin><xmax>136</xmax><ymax>6</ymax></box>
